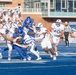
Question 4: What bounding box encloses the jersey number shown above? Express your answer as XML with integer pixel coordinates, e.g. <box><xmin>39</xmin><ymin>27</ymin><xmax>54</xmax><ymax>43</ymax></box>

<box><xmin>54</xmin><ymin>29</ymin><xmax>60</xmax><ymax>34</ymax></box>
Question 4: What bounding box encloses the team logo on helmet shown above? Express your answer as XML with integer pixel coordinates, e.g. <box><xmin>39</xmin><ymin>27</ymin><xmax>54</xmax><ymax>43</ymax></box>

<box><xmin>17</xmin><ymin>28</ymin><xmax>24</xmax><ymax>37</ymax></box>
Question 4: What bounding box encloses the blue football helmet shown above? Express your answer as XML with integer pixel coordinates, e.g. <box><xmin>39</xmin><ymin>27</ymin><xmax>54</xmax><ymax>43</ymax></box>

<box><xmin>17</xmin><ymin>28</ymin><xmax>24</xmax><ymax>37</ymax></box>
<box><xmin>25</xmin><ymin>16</ymin><xmax>31</xmax><ymax>24</ymax></box>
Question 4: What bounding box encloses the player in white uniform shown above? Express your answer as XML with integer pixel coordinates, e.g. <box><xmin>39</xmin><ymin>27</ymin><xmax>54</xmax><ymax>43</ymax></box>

<box><xmin>0</xmin><ymin>21</ymin><xmax>12</xmax><ymax>60</ymax></box>
<box><xmin>24</xmin><ymin>33</ymin><xmax>42</xmax><ymax>60</ymax></box>
<box><xmin>51</xmin><ymin>19</ymin><xmax>64</xmax><ymax>56</ymax></box>
<box><xmin>0</xmin><ymin>21</ymin><xmax>18</xmax><ymax>60</ymax></box>
<box><xmin>35</xmin><ymin>23</ymin><xmax>56</xmax><ymax>60</ymax></box>
<box><xmin>0</xmin><ymin>21</ymin><xmax>6</xmax><ymax>59</ymax></box>
<box><xmin>6</xmin><ymin>22</ymin><xmax>18</xmax><ymax>60</ymax></box>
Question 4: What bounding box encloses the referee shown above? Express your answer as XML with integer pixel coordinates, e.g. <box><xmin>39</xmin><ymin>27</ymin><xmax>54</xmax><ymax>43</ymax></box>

<box><xmin>64</xmin><ymin>22</ymin><xmax>71</xmax><ymax>47</ymax></box>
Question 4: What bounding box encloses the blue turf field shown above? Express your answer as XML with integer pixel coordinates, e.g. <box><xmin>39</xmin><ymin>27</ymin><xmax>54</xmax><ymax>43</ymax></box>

<box><xmin>0</xmin><ymin>42</ymin><xmax>76</xmax><ymax>75</ymax></box>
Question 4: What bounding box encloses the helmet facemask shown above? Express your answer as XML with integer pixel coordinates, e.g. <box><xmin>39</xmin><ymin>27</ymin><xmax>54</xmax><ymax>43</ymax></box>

<box><xmin>36</xmin><ymin>27</ymin><xmax>41</xmax><ymax>32</ymax></box>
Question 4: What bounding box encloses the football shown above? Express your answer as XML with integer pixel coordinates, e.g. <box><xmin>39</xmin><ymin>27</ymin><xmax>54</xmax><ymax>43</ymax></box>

<box><xmin>70</xmin><ymin>33</ymin><xmax>75</xmax><ymax>38</ymax></box>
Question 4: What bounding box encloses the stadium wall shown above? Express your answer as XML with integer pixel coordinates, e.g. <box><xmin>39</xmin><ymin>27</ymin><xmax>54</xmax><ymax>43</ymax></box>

<box><xmin>22</xmin><ymin>13</ymin><xmax>76</xmax><ymax>28</ymax></box>
<box><xmin>22</xmin><ymin>13</ymin><xmax>51</xmax><ymax>28</ymax></box>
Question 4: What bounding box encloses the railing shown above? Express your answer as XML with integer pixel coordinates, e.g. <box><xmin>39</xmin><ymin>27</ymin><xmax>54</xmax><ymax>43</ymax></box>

<box><xmin>41</xmin><ymin>0</ymin><xmax>48</xmax><ymax>2</ymax></box>
<box><xmin>22</xmin><ymin>8</ymin><xmax>41</xmax><ymax>13</ymax></box>
<box><xmin>42</xmin><ymin>11</ymin><xmax>76</xmax><ymax>18</ymax></box>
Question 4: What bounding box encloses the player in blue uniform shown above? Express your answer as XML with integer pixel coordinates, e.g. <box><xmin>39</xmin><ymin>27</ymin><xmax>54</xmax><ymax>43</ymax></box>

<box><xmin>0</xmin><ymin>22</ymin><xmax>30</xmax><ymax>60</ymax></box>
<box><xmin>22</xmin><ymin>16</ymin><xmax>39</xmax><ymax>54</ymax></box>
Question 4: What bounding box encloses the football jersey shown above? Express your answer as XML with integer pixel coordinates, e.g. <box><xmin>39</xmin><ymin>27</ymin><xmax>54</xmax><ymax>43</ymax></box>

<box><xmin>51</xmin><ymin>23</ymin><xmax>64</xmax><ymax>36</ymax></box>
<box><xmin>23</xmin><ymin>34</ymin><xmax>33</xmax><ymax>44</ymax></box>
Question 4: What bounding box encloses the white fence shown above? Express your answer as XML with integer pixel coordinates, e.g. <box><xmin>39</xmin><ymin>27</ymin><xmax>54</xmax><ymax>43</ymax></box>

<box><xmin>22</xmin><ymin>8</ymin><xmax>41</xmax><ymax>13</ymax></box>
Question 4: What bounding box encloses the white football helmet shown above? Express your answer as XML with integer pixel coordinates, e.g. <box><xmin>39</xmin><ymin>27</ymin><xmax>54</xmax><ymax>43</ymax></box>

<box><xmin>35</xmin><ymin>23</ymin><xmax>43</xmax><ymax>31</ymax></box>
<box><xmin>56</xmin><ymin>19</ymin><xmax>62</xmax><ymax>23</ymax></box>
<box><xmin>36</xmin><ymin>23</ymin><xmax>43</xmax><ymax>28</ymax></box>
<box><xmin>56</xmin><ymin>19</ymin><xmax>62</xmax><ymax>27</ymax></box>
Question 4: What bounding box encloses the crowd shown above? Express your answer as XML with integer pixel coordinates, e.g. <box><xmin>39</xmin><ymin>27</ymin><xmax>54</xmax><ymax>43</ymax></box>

<box><xmin>0</xmin><ymin>8</ymin><xmax>22</xmax><ymax>24</ymax></box>
<box><xmin>0</xmin><ymin>8</ymin><xmax>74</xmax><ymax>61</ymax></box>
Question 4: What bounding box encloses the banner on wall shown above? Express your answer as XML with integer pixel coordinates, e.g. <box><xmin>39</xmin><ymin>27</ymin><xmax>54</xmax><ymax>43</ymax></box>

<box><xmin>69</xmin><ymin>22</ymin><xmax>76</xmax><ymax>43</ymax></box>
